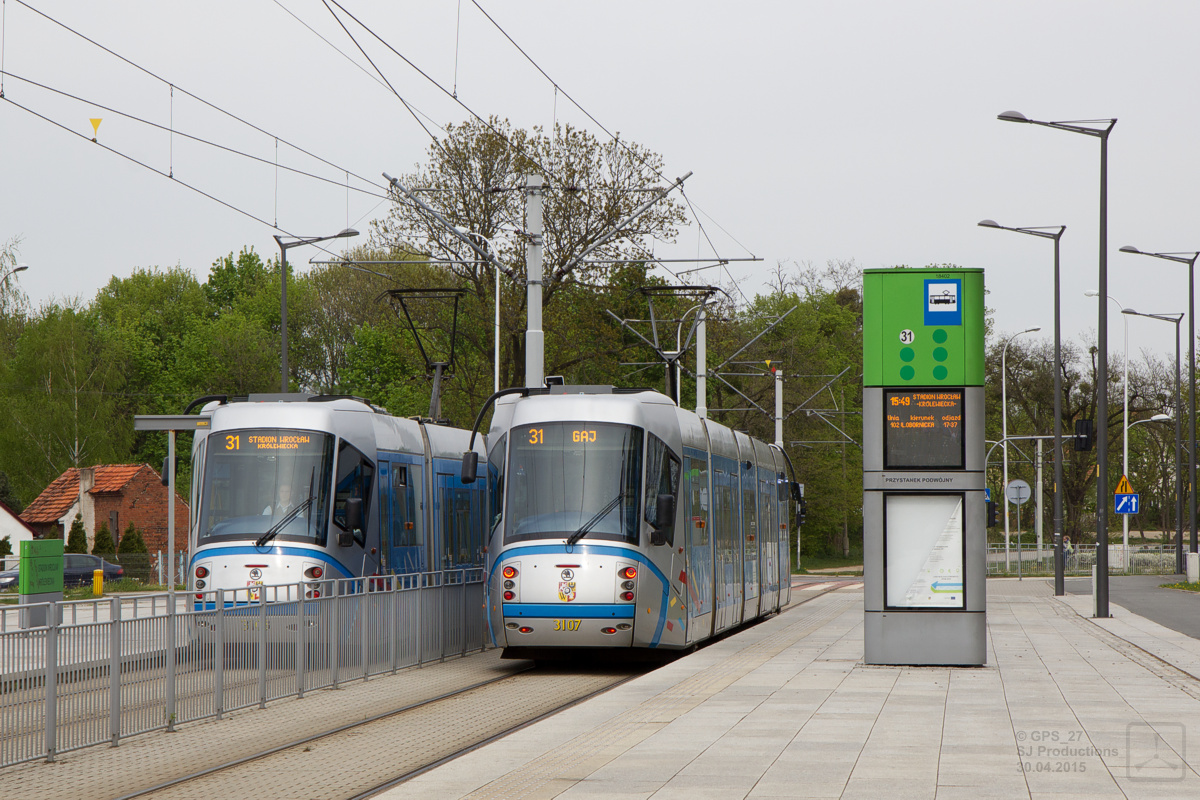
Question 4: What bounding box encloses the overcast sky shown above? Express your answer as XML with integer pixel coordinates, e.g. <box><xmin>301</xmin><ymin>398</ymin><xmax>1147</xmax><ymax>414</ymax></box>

<box><xmin>2</xmin><ymin>1</ymin><xmax>1198</xmax><ymax>382</ymax></box>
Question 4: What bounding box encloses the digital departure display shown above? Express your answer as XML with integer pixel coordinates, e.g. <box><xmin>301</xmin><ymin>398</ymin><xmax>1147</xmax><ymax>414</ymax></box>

<box><xmin>884</xmin><ymin>389</ymin><xmax>964</xmax><ymax>469</ymax></box>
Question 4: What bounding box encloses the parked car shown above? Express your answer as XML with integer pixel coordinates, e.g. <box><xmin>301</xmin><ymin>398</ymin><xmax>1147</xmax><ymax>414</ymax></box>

<box><xmin>0</xmin><ymin>554</ymin><xmax>123</xmax><ymax>591</ymax></box>
<box><xmin>64</xmin><ymin>554</ymin><xmax>123</xmax><ymax>586</ymax></box>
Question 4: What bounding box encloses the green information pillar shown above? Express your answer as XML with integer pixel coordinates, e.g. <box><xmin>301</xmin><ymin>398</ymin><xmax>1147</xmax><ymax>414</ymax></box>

<box><xmin>862</xmin><ymin>267</ymin><xmax>987</xmax><ymax>666</ymax></box>
<box><xmin>19</xmin><ymin>538</ymin><xmax>64</xmax><ymax>628</ymax></box>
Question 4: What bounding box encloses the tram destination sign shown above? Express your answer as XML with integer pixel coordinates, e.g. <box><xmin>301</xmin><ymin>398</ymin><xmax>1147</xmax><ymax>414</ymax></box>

<box><xmin>884</xmin><ymin>389</ymin><xmax>964</xmax><ymax>470</ymax></box>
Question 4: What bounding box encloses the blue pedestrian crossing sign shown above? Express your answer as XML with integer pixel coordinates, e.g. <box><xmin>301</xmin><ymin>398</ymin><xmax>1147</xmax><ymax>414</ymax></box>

<box><xmin>1114</xmin><ymin>475</ymin><xmax>1138</xmax><ymax>514</ymax></box>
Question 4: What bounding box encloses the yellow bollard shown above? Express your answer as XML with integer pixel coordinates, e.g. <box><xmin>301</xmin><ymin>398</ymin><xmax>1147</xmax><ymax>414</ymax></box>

<box><xmin>93</xmin><ymin>568</ymin><xmax>104</xmax><ymax>596</ymax></box>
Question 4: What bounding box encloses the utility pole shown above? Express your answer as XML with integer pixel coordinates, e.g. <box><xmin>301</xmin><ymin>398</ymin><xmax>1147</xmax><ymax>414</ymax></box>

<box><xmin>525</xmin><ymin>174</ymin><xmax>544</xmax><ymax>389</ymax></box>
<box><xmin>696</xmin><ymin>306</ymin><xmax>707</xmax><ymax>418</ymax></box>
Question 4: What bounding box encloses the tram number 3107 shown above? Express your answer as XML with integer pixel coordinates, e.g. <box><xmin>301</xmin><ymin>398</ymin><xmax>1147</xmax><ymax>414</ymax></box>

<box><xmin>553</xmin><ymin>619</ymin><xmax>581</xmax><ymax>632</ymax></box>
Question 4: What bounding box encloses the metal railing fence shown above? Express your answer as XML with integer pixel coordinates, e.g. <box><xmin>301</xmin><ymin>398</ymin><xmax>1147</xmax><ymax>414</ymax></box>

<box><xmin>0</xmin><ymin>569</ymin><xmax>487</xmax><ymax>767</ymax></box>
<box><xmin>986</xmin><ymin>544</ymin><xmax>1180</xmax><ymax>576</ymax></box>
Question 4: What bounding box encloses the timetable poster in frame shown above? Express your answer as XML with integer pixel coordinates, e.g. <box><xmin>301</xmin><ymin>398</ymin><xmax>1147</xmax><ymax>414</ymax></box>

<box><xmin>884</xmin><ymin>493</ymin><xmax>965</xmax><ymax>609</ymax></box>
<box><xmin>884</xmin><ymin>389</ymin><xmax>964</xmax><ymax>469</ymax></box>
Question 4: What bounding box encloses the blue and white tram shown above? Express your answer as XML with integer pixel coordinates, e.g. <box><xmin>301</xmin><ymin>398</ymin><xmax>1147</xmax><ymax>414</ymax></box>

<box><xmin>186</xmin><ymin>394</ymin><xmax>487</xmax><ymax>611</ymax></box>
<box><xmin>478</xmin><ymin>386</ymin><xmax>794</xmax><ymax>659</ymax></box>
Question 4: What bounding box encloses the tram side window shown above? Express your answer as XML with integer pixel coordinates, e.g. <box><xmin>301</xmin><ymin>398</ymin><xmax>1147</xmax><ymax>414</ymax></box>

<box><xmin>644</xmin><ymin>434</ymin><xmax>681</xmax><ymax>544</ymax></box>
<box><xmin>488</xmin><ymin>434</ymin><xmax>506</xmax><ymax>531</ymax></box>
<box><xmin>334</xmin><ymin>441</ymin><xmax>373</xmax><ymax>546</ymax></box>
<box><xmin>440</xmin><ymin>476</ymin><xmax>483</xmax><ymax>568</ymax></box>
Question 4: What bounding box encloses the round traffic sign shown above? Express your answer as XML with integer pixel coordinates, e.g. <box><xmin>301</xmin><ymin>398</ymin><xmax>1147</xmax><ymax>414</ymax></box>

<box><xmin>1005</xmin><ymin>479</ymin><xmax>1031</xmax><ymax>505</ymax></box>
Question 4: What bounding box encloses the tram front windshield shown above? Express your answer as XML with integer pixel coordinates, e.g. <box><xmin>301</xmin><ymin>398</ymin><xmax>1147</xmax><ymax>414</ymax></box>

<box><xmin>198</xmin><ymin>429</ymin><xmax>334</xmax><ymax>546</ymax></box>
<box><xmin>505</xmin><ymin>422</ymin><xmax>643</xmax><ymax>544</ymax></box>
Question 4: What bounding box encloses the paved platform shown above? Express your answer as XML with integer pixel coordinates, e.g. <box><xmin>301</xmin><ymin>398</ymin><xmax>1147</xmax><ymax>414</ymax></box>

<box><xmin>387</xmin><ymin>579</ymin><xmax>1200</xmax><ymax>800</ymax></box>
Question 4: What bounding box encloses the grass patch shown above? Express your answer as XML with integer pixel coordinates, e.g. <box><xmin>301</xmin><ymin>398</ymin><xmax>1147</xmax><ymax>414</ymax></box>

<box><xmin>797</xmin><ymin>555</ymin><xmax>863</xmax><ymax>574</ymax></box>
<box><xmin>1</xmin><ymin>580</ymin><xmax>183</xmax><ymax>603</ymax></box>
<box><xmin>1161</xmin><ymin>581</ymin><xmax>1200</xmax><ymax>593</ymax></box>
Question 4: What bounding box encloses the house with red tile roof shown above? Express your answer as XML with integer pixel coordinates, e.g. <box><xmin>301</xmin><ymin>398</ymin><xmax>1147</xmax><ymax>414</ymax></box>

<box><xmin>20</xmin><ymin>465</ymin><xmax>189</xmax><ymax>554</ymax></box>
<box><xmin>1</xmin><ymin>500</ymin><xmax>37</xmax><ymax>568</ymax></box>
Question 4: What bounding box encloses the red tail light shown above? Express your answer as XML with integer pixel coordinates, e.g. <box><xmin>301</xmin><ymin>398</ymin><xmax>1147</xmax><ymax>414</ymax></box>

<box><xmin>601</xmin><ymin>627</ymin><xmax>617</xmax><ymax>635</ymax></box>
<box><xmin>518</xmin><ymin>626</ymin><xmax>533</xmax><ymax>634</ymax></box>
<box><xmin>502</xmin><ymin>565</ymin><xmax>518</xmax><ymax>579</ymax></box>
<box><xmin>305</xmin><ymin>566</ymin><xmax>323</xmax><ymax>579</ymax></box>
<box><xmin>195</xmin><ymin>593</ymin><xmax>204</xmax><ymax>600</ymax></box>
<box><xmin>195</xmin><ymin>566</ymin><xmax>208</xmax><ymax>579</ymax></box>
<box><xmin>621</xmin><ymin>591</ymin><xmax>634</xmax><ymax>601</ymax></box>
<box><xmin>503</xmin><ymin>590</ymin><xmax>515</xmax><ymax>601</ymax></box>
<box><xmin>620</xmin><ymin>566</ymin><xmax>637</xmax><ymax>579</ymax></box>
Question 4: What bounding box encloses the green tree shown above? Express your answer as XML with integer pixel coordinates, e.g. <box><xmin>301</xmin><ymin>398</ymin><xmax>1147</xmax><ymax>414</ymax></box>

<box><xmin>0</xmin><ymin>301</ymin><xmax>131</xmax><ymax>501</ymax></box>
<box><xmin>370</xmin><ymin>118</ymin><xmax>686</xmax><ymax>395</ymax></box>
<box><xmin>117</xmin><ymin>521</ymin><xmax>150</xmax><ymax>582</ymax></box>
<box><xmin>91</xmin><ymin>521</ymin><xmax>115</xmax><ymax>557</ymax></box>
<box><xmin>0</xmin><ymin>471</ymin><xmax>22</xmax><ymax>513</ymax></box>
<box><xmin>65</xmin><ymin>513</ymin><xmax>88</xmax><ymax>554</ymax></box>
<box><xmin>0</xmin><ymin>535</ymin><xmax>12</xmax><ymax>559</ymax></box>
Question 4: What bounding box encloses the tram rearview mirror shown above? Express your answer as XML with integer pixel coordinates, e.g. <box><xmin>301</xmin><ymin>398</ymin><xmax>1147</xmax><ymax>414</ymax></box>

<box><xmin>460</xmin><ymin>451</ymin><xmax>479</xmax><ymax>484</ymax></box>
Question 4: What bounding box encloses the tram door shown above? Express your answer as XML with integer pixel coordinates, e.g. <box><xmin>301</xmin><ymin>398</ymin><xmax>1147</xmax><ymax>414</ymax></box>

<box><xmin>741</xmin><ymin>459</ymin><xmax>760</xmax><ymax>619</ymax></box>
<box><xmin>758</xmin><ymin>470</ymin><xmax>779</xmax><ymax>611</ymax></box>
<box><xmin>435</xmin><ymin>466</ymin><xmax>485</xmax><ymax>569</ymax></box>
<box><xmin>683</xmin><ymin>451</ymin><xmax>712</xmax><ymax>644</ymax></box>
<box><xmin>712</xmin><ymin>458</ymin><xmax>741</xmax><ymax>633</ymax></box>
<box><xmin>379</xmin><ymin>456</ymin><xmax>425</xmax><ymax>575</ymax></box>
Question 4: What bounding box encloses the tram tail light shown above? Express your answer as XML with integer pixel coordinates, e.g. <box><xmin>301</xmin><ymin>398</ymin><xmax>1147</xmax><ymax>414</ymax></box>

<box><xmin>518</xmin><ymin>626</ymin><xmax>534</xmax><ymax>634</ymax></box>
<box><xmin>502</xmin><ymin>565</ymin><xmax>518</xmax><ymax>579</ymax></box>
<box><xmin>621</xmin><ymin>591</ymin><xmax>635</xmax><ymax>601</ymax></box>
<box><xmin>620</xmin><ymin>566</ymin><xmax>637</xmax><ymax>580</ymax></box>
<box><xmin>304</xmin><ymin>566</ymin><xmax>324</xmax><ymax>580</ymax></box>
<box><xmin>601</xmin><ymin>627</ymin><xmax>617</xmax><ymax>635</ymax></box>
<box><xmin>503</xmin><ymin>590</ymin><xmax>515</xmax><ymax>601</ymax></box>
<box><xmin>195</xmin><ymin>566</ymin><xmax>208</xmax><ymax>579</ymax></box>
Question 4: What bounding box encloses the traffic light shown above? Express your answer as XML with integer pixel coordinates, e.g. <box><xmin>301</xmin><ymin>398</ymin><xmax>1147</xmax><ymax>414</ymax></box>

<box><xmin>1074</xmin><ymin>419</ymin><xmax>1095</xmax><ymax>451</ymax></box>
<box><xmin>987</xmin><ymin>501</ymin><xmax>998</xmax><ymax>527</ymax></box>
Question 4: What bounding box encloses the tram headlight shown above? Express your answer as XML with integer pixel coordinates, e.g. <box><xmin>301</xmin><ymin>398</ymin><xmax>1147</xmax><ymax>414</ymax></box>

<box><xmin>195</xmin><ymin>579</ymin><xmax>206</xmax><ymax>589</ymax></box>
<box><xmin>503</xmin><ymin>579</ymin><xmax>515</xmax><ymax>590</ymax></box>
<box><xmin>621</xmin><ymin>580</ymin><xmax>635</xmax><ymax>590</ymax></box>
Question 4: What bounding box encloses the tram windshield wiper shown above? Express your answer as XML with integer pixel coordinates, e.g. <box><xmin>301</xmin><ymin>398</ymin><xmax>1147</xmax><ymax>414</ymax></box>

<box><xmin>566</xmin><ymin>492</ymin><xmax>625</xmax><ymax>547</ymax></box>
<box><xmin>256</xmin><ymin>494</ymin><xmax>313</xmax><ymax>548</ymax></box>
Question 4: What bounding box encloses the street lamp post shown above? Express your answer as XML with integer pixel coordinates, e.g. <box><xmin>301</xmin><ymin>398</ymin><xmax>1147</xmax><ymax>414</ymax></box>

<box><xmin>1120</xmin><ymin>247</ymin><xmax>1199</xmax><ymax>556</ymax></box>
<box><xmin>274</xmin><ymin>228</ymin><xmax>358</xmax><ymax>392</ymax></box>
<box><xmin>1123</xmin><ymin>308</ymin><xmax>1185</xmax><ymax>574</ymax></box>
<box><xmin>1086</xmin><ymin>291</ymin><xmax>1131</xmax><ymax>561</ymax></box>
<box><xmin>978</xmin><ymin>221</ymin><xmax>1066</xmax><ymax>593</ymax></box>
<box><xmin>1</xmin><ymin>263</ymin><xmax>29</xmax><ymax>286</ymax></box>
<box><xmin>1001</xmin><ymin>326</ymin><xmax>1041</xmax><ymax>571</ymax></box>
<box><xmin>999</xmin><ymin>110</ymin><xmax>1117</xmax><ymax>617</ymax></box>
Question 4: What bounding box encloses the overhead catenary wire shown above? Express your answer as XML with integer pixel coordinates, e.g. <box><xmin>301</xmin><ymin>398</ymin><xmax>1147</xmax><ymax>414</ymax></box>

<box><xmin>0</xmin><ymin>70</ymin><xmax>392</xmax><ymax>203</ymax></box>
<box><xmin>466</xmin><ymin>0</ymin><xmax>757</xmax><ymax>264</ymax></box>
<box><xmin>11</xmin><ymin>0</ymin><xmax>391</xmax><ymax>199</ymax></box>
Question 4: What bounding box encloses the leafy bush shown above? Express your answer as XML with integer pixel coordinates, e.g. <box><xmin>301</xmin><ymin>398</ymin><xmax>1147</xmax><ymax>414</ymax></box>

<box><xmin>66</xmin><ymin>514</ymin><xmax>88</xmax><ymax>554</ymax></box>
<box><xmin>91</xmin><ymin>521</ymin><xmax>115</xmax><ymax>557</ymax></box>
<box><xmin>116</xmin><ymin>522</ymin><xmax>151</xmax><ymax>582</ymax></box>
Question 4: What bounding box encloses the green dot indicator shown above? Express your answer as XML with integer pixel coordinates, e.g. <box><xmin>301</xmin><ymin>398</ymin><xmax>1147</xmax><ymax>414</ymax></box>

<box><xmin>933</xmin><ymin>347</ymin><xmax>948</xmax><ymax>362</ymax></box>
<box><xmin>900</xmin><ymin>365</ymin><xmax>915</xmax><ymax>381</ymax></box>
<box><xmin>933</xmin><ymin>365</ymin><xmax>948</xmax><ymax>380</ymax></box>
<box><xmin>933</xmin><ymin>329</ymin><xmax>948</xmax><ymax>344</ymax></box>
<box><xmin>900</xmin><ymin>347</ymin><xmax>915</xmax><ymax>362</ymax></box>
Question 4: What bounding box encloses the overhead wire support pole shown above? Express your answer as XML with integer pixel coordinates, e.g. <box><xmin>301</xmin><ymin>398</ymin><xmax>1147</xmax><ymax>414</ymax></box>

<box><xmin>713</xmin><ymin>306</ymin><xmax>798</xmax><ymax>372</ymax></box>
<box><xmin>525</xmin><ymin>174</ymin><xmax>545</xmax><ymax>388</ymax></box>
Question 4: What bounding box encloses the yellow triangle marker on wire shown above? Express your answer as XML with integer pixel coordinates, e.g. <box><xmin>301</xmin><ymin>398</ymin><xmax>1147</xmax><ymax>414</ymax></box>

<box><xmin>1115</xmin><ymin>475</ymin><xmax>1132</xmax><ymax>495</ymax></box>
<box><xmin>90</xmin><ymin>118</ymin><xmax>102</xmax><ymax>141</ymax></box>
